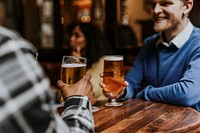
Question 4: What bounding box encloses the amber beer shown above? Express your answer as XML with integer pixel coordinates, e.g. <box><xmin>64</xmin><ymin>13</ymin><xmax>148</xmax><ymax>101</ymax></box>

<box><xmin>103</xmin><ymin>55</ymin><xmax>125</xmax><ymax>98</ymax></box>
<box><xmin>60</xmin><ymin>63</ymin><xmax>86</xmax><ymax>84</ymax></box>
<box><xmin>58</xmin><ymin>56</ymin><xmax>87</xmax><ymax>104</ymax></box>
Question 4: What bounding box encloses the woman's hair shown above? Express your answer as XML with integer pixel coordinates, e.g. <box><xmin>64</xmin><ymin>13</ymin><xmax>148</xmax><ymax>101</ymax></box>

<box><xmin>66</xmin><ymin>22</ymin><xmax>114</xmax><ymax>69</ymax></box>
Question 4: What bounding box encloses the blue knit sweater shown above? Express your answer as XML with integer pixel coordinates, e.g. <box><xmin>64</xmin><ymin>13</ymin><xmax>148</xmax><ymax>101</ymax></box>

<box><xmin>123</xmin><ymin>26</ymin><xmax>200</xmax><ymax>111</ymax></box>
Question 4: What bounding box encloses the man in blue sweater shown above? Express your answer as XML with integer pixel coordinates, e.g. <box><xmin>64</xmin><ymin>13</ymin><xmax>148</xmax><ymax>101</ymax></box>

<box><xmin>122</xmin><ymin>0</ymin><xmax>200</xmax><ymax>111</ymax></box>
<box><xmin>101</xmin><ymin>0</ymin><xmax>200</xmax><ymax>111</ymax></box>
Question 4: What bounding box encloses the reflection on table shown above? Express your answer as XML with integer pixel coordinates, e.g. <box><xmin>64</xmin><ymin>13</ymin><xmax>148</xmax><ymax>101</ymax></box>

<box><xmin>93</xmin><ymin>99</ymin><xmax>200</xmax><ymax>133</ymax></box>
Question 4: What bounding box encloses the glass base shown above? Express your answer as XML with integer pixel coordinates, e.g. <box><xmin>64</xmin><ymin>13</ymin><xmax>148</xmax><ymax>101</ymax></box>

<box><xmin>92</xmin><ymin>106</ymin><xmax>99</xmax><ymax>112</ymax></box>
<box><xmin>105</xmin><ymin>101</ymin><xmax>123</xmax><ymax>106</ymax></box>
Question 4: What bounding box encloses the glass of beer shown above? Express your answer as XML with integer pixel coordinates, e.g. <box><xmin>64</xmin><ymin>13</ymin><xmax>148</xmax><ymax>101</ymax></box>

<box><xmin>59</xmin><ymin>56</ymin><xmax>86</xmax><ymax>103</ymax></box>
<box><xmin>103</xmin><ymin>55</ymin><xmax>125</xmax><ymax>106</ymax></box>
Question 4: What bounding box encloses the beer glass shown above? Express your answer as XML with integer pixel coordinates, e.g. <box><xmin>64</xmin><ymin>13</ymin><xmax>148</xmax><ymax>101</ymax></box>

<box><xmin>59</xmin><ymin>56</ymin><xmax>99</xmax><ymax>112</ymax></box>
<box><xmin>103</xmin><ymin>55</ymin><xmax>125</xmax><ymax>106</ymax></box>
<box><xmin>61</xmin><ymin>56</ymin><xmax>87</xmax><ymax>84</ymax></box>
<box><xmin>59</xmin><ymin>56</ymin><xmax>87</xmax><ymax>103</ymax></box>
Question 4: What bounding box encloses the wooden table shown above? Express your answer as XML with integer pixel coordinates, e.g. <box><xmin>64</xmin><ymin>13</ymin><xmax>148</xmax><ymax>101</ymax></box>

<box><xmin>93</xmin><ymin>99</ymin><xmax>200</xmax><ymax>133</ymax></box>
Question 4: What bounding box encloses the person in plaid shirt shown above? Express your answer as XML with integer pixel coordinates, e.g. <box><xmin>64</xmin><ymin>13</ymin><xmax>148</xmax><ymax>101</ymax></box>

<box><xmin>0</xmin><ymin>25</ymin><xmax>96</xmax><ymax>133</ymax></box>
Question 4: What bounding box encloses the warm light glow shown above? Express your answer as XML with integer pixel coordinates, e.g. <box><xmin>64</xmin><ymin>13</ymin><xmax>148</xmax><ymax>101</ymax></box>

<box><xmin>61</xmin><ymin>17</ymin><xmax>64</xmax><ymax>24</ymax></box>
<box><xmin>81</xmin><ymin>15</ymin><xmax>91</xmax><ymax>23</ymax></box>
<box><xmin>60</xmin><ymin>0</ymin><xmax>64</xmax><ymax>6</ymax></box>
<box><xmin>36</xmin><ymin>0</ymin><xmax>43</xmax><ymax>7</ymax></box>
<box><xmin>71</xmin><ymin>0</ymin><xmax>92</xmax><ymax>8</ymax></box>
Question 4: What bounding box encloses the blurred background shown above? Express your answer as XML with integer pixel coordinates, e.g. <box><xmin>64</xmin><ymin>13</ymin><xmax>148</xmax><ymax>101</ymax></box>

<box><xmin>1</xmin><ymin>0</ymin><xmax>200</xmax><ymax>86</ymax></box>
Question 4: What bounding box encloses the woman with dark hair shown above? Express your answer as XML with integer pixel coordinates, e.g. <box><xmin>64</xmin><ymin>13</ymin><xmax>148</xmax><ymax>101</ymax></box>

<box><xmin>67</xmin><ymin>22</ymin><xmax>114</xmax><ymax>103</ymax></box>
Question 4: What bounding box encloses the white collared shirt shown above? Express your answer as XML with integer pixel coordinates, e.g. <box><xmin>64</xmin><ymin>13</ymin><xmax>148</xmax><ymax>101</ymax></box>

<box><xmin>158</xmin><ymin>20</ymin><xmax>193</xmax><ymax>49</ymax></box>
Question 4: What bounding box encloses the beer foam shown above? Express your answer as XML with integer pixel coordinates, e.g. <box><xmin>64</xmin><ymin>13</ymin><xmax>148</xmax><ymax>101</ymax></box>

<box><xmin>61</xmin><ymin>63</ymin><xmax>86</xmax><ymax>68</ymax></box>
<box><xmin>104</xmin><ymin>56</ymin><xmax>123</xmax><ymax>61</ymax></box>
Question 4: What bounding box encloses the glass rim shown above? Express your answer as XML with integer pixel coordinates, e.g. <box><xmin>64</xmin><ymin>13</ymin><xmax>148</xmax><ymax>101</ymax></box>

<box><xmin>62</xmin><ymin>55</ymin><xmax>87</xmax><ymax>65</ymax></box>
<box><xmin>103</xmin><ymin>55</ymin><xmax>123</xmax><ymax>60</ymax></box>
<box><xmin>62</xmin><ymin>55</ymin><xmax>86</xmax><ymax>60</ymax></box>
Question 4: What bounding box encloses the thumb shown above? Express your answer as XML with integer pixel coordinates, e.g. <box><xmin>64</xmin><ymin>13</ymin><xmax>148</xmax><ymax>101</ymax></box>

<box><xmin>57</xmin><ymin>80</ymin><xmax>65</xmax><ymax>88</ymax></box>
<box><xmin>57</xmin><ymin>80</ymin><xmax>68</xmax><ymax>92</ymax></box>
<box><xmin>83</xmin><ymin>74</ymin><xmax>92</xmax><ymax>80</ymax></box>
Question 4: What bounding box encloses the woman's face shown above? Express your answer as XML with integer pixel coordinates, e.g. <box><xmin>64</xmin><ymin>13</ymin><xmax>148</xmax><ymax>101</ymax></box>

<box><xmin>70</xmin><ymin>26</ymin><xmax>87</xmax><ymax>51</ymax></box>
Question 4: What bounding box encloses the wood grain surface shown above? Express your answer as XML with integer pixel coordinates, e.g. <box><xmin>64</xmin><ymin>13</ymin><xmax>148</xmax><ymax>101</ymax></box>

<box><xmin>93</xmin><ymin>99</ymin><xmax>200</xmax><ymax>133</ymax></box>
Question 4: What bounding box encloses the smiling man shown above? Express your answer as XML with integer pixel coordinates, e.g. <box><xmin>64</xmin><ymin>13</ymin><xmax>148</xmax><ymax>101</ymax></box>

<box><xmin>117</xmin><ymin>0</ymin><xmax>200</xmax><ymax>112</ymax></box>
<box><xmin>151</xmin><ymin>0</ymin><xmax>192</xmax><ymax>41</ymax></box>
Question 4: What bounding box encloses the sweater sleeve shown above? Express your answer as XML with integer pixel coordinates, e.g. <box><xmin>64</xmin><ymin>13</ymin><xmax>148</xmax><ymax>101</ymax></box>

<box><xmin>121</xmin><ymin>36</ymin><xmax>159</xmax><ymax>100</ymax></box>
<box><xmin>136</xmin><ymin>50</ymin><xmax>200</xmax><ymax>107</ymax></box>
<box><xmin>124</xmin><ymin>55</ymin><xmax>143</xmax><ymax>98</ymax></box>
<box><xmin>121</xmin><ymin>45</ymin><xmax>147</xmax><ymax>100</ymax></box>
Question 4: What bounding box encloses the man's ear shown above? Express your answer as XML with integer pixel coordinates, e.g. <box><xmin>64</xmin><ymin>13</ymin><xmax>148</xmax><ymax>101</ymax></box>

<box><xmin>183</xmin><ymin>0</ymin><xmax>193</xmax><ymax>14</ymax></box>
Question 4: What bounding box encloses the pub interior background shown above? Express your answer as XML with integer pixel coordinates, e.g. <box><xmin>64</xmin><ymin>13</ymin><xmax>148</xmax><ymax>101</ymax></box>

<box><xmin>3</xmin><ymin>0</ymin><xmax>200</xmax><ymax>86</ymax></box>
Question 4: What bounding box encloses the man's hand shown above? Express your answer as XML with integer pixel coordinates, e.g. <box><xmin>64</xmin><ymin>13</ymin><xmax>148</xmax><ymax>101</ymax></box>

<box><xmin>99</xmin><ymin>73</ymin><xmax>129</xmax><ymax>99</ymax></box>
<box><xmin>57</xmin><ymin>74</ymin><xmax>96</xmax><ymax>105</ymax></box>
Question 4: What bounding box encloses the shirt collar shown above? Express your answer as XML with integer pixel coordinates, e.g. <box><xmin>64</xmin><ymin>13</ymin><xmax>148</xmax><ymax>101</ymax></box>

<box><xmin>157</xmin><ymin>20</ymin><xmax>193</xmax><ymax>49</ymax></box>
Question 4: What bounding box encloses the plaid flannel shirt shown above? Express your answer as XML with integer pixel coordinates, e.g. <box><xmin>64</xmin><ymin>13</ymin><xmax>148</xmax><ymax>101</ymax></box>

<box><xmin>0</xmin><ymin>26</ymin><xmax>94</xmax><ymax>133</ymax></box>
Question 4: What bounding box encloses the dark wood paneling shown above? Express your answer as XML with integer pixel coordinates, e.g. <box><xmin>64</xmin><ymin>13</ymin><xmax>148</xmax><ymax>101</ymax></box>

<box><xmin>190</xmin><ymin>0</ymin><xmax>200</xmax><ymax>27</ymax></box>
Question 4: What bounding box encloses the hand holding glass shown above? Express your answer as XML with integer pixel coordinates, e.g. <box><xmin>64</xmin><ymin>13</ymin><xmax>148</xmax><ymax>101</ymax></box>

<box><xmin>59</xmin><ymin>56</ymin><xmax>99</xmax><ymax>112</ymax></box>
<box><xmin>59</xmin><ymin>56</ymin><xmax>86</xmax><ymax>103</ymax></box>
<box><xmin>103</xmin><ymin>55</ymin><xmax>125</xmax><ymax>106</ymax></box>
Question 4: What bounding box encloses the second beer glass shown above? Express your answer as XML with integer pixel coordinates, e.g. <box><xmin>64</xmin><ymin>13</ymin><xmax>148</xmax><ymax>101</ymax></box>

<box><xmin>103</xmin><ymin>55</ymin><xmax>125</xmax><ymax>106</ymax></box>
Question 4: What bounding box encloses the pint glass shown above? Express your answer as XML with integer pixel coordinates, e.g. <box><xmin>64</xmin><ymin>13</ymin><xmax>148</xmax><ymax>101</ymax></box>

<box><xmin>61</xmin><ymin>56</ymin><xmax>86</xmax><ymax>84</ymax></box>
<box><xmin>59</xmin><ymin>56</ymin><xmax>86</xmax><ymax>103</ymax></box>
<box><xmin>103</xmin><ymin>55</ymin><xmax>125</xmax><ymax>106</ymax></box>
